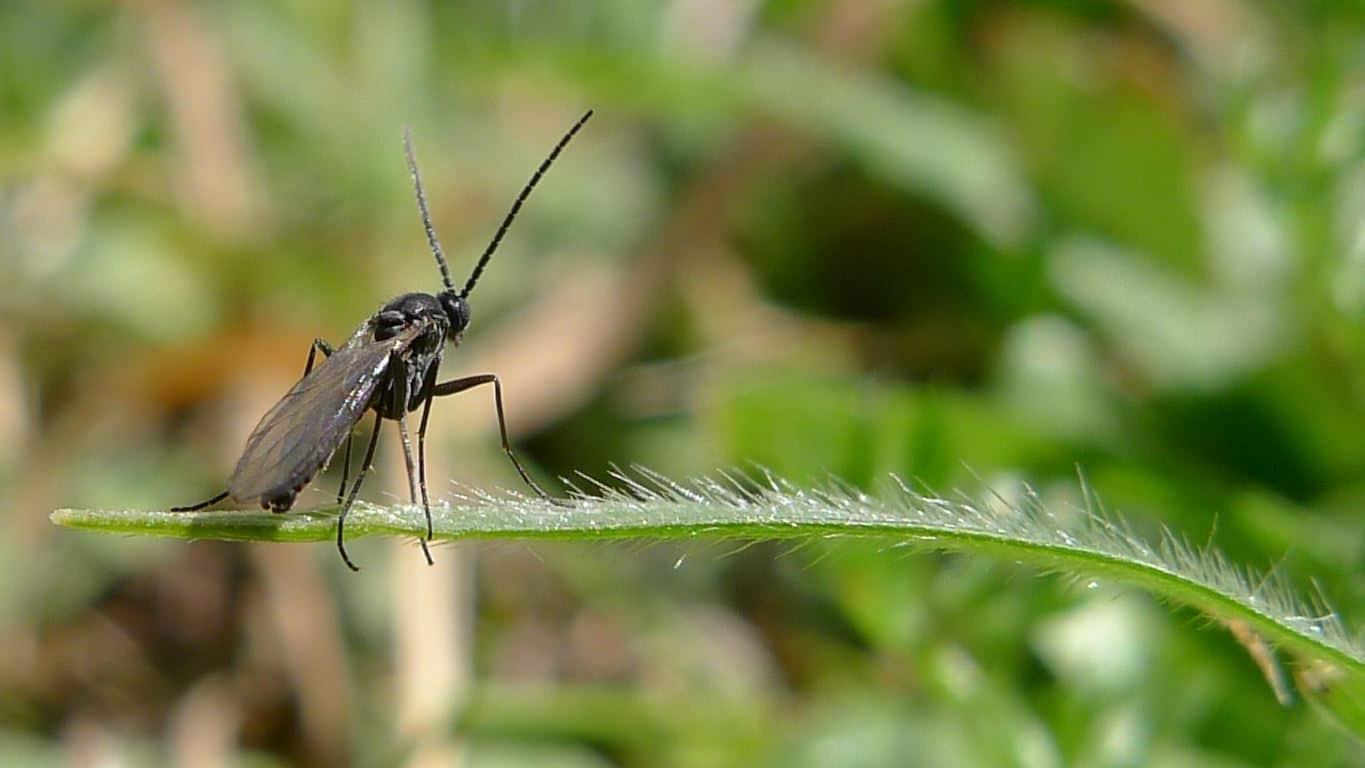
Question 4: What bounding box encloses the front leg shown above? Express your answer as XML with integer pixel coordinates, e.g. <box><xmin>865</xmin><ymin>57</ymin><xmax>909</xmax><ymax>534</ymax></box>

<box><xmin>430</xmin><ymin>373</ymin><xmax>551</xmax><ymax>499</ymax></box>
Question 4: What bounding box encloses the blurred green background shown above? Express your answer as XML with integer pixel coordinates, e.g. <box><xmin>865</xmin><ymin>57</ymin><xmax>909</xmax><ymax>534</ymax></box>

<box><xmin>3</xmin><ymin>0</ymin><xmax>1364</xmax><ymax>765</ymax></box>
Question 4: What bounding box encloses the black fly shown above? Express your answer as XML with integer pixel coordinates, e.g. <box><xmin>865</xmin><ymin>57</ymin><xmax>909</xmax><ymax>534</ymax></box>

<box><xmin>173</xmin><ymin>110</ymin><xmax>592</xmax><ymax>570</ymax></box>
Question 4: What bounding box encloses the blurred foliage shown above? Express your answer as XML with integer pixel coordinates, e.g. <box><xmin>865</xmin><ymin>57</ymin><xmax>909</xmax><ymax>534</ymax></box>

<box><xmin>4</xmin><ymin>0</ymin><xmax>1365</xmax><ymax>766</ymax></box>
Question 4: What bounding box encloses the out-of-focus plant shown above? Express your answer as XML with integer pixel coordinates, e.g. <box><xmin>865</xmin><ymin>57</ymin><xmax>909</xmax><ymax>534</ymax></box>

<box><xmin>7</xmin><ymin>1</ymin><xmax>1365</xmax><ymax>766</ymax></box>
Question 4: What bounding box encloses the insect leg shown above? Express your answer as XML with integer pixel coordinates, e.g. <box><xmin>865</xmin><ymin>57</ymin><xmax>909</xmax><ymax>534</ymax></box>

<box><xmin>175</xmin><ymin>337</ymin><xmax>336</xmax><ymax>514</ymax></box>
<box><xmin>430</xmin><ymin>374</ymin><xmax>551</xmax><ymax>499</ymax></box>
<box><xmin>303</xmin><ymin>338</ymin><xmax>334</xmax><ymax>376</ymax></box>
<box><xmin>171</xmin><ymin>489</ymin><xmax>229</xmax><ymax>512</ymax></box>
<box><xmin>337</xmin><ymin>410</ymin><xmax>382</xmax><ymax>572</ymax></box>
<box><xmin>415</xmin><ymin>364</ymin><xmax>441</xmax><ymax>547</ymax></box>
<box><xmin>313</xmin><ymin>337</ymin><xmax>349</xmax><ymax>504</ymax></box>
<box><xmin>336</xmin><ymin>432</ymin><xmax>353</xmax><ymax>505</ymax></box>
<box><xmin>397</xmin><ymin>415</ymin><xmax>435</xmax><ymax>566</ymax></box>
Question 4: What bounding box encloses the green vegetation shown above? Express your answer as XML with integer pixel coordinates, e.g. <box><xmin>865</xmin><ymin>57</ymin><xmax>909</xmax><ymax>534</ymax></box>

<box><xmin>8</xmin><ymin>1</ymin><xmax>1365</xmax><ymax>765</ymax></box>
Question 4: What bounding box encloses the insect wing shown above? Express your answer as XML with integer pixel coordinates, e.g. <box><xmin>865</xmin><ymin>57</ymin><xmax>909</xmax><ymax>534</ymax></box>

<box><xmin>228</xmin><ymin>322</ymin><xmax>421</xmax><ymax>505</ymax></box>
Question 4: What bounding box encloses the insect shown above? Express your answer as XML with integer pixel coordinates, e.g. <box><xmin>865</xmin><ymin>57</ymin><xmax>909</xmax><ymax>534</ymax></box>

<box><xmin>173</xmin><ymin>110</ymin><xmax>592</xmax><ymax>571</ymax></box>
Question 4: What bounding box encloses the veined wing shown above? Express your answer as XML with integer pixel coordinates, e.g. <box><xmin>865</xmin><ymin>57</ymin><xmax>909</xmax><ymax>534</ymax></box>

<box><xmin>228</xmin><ymin>320</ymin><xmax>422</xmax><ymax>506</ymax></box>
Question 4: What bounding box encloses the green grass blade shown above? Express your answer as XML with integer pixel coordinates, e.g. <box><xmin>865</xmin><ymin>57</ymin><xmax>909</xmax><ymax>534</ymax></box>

<box><xmin>51</xmin><ymin>468</ymin><xmax>1364</xmax><ymax>731</ymax></box>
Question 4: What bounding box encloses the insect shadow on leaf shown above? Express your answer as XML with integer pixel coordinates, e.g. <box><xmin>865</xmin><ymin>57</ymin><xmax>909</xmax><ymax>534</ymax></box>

<box><xmin>173</xmin><ymin>110</ymin><xmax>594</xmax><ymax>571</ymax></box>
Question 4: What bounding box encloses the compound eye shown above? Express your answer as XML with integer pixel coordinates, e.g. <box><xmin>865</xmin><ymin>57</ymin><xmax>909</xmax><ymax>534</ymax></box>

<box><xmin>439</xmin><ymin>293</ymin><xmax>471</xmax><ymax>335</ymax></box>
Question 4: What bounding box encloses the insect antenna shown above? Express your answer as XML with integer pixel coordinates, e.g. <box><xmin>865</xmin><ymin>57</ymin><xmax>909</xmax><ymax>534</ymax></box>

<box><xmin>403</xmin><ymin>126</ymin><xmax>456</xmax><ymax>292</ymax></box>
<box><xmin>460</xmin><ymin>109</ymin><xmax>593</xmax><ymax>299</ymax></box>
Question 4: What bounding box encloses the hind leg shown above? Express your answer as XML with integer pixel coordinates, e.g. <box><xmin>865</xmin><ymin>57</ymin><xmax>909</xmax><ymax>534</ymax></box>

<box><xmin>171</xmin><ymin>490</ymin><xmax>229</xmax><ymax>512</ymax></box>
<box><xmin>173</xmin><ymin>338</ymin><xmax>336</xmax><ymax>514</ymax></box>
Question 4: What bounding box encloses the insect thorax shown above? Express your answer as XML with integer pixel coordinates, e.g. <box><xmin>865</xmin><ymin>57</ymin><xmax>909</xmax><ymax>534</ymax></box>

<box><xmin>372</xmin><ymin>292</ymin><xmax>450</xmax><ymax>417</ymax></box>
